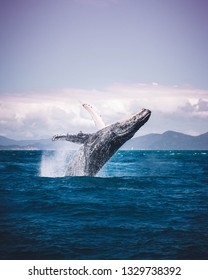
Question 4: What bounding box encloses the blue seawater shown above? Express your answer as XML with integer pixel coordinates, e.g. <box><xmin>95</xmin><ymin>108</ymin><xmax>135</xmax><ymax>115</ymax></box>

<box><xmin>0</xmin><ymin>150</ymin><xmax>208</xmax><ymax>260</ymax></box>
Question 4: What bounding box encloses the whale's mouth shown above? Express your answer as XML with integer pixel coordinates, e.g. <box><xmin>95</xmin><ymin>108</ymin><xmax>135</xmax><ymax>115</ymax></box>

<box><xmin>137</xmin><ymin>109</ymin><xmax>151</xmax><ymax>125</ymax></box>
<box><xmin>116</xmin><ymin>108</ymin><xmax>151</xmax><ymax>137</ymax></box>
<box><xmin>137</xmin><ymin>108</ymin><xmax>151</xmax><ymax>121</ymax></box>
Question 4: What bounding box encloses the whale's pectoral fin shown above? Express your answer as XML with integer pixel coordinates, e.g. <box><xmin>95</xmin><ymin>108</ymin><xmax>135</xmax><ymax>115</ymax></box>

<box><xmin>52</xmin><ymin>134</ymin><xmax>67</xmax><ymax>141</ymax></box>
<box><xmin>83</xmin><ymin>104</ymin><xmax>106</xmax><ymax>130</ymax></box>
<box><xmin>52</xmin><ymin>132</ymin><xmax>92</xmax><ymax>144</ymax></box>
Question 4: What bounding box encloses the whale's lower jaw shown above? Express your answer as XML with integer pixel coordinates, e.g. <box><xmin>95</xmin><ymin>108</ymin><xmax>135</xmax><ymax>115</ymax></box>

<box><xmin>65</xmin><ymin>145</ymin><xmax>112</xmax><ymax>177</ymax></box>
<box><xmin>65</xmin><ymin>162</ymin><xmax>85</xmax><ymax>176</ymax></box>
<box><xmin>65</xmin><ymin>147</ymin><xmax>87</xmax><ymax>176</ymax></box>
<box><xmin>65</xmin><ymin>153</ymin><xmax>106</xmax><ymax>177</ymax></box>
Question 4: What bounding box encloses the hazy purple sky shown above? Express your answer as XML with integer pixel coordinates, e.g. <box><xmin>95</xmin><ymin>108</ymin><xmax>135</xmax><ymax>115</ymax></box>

<box><xmin>0</xmin><ymin>0</ymin><xmax>208</xmax><ymax>139</ymax></box>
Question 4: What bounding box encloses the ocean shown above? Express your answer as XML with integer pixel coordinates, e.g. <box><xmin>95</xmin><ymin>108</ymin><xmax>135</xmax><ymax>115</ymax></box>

<box><xmin>0</xmin><ymin>150</ymin><xmax>208</xmax><ymax>260</ymax></box>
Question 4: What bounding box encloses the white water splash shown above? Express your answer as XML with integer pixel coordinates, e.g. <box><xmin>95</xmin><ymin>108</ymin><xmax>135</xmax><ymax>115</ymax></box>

<box><xmin>39</xmin><ymin>150</ymin><xmax>73</xmax><ymax>177</ymax></box>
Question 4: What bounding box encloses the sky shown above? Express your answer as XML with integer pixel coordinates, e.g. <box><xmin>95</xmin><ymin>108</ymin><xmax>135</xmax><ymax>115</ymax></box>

<box><xmin>0</xmin><ymin>0</ymin><xmax>208</xmax><ymax>139</ymax></box>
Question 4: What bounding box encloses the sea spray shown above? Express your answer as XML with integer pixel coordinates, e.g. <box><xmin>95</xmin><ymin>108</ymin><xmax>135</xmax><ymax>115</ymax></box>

<box><xmin>39</xmin><ymin>150</ymin><xmax>74</xmax><ymax>177</ymax></box>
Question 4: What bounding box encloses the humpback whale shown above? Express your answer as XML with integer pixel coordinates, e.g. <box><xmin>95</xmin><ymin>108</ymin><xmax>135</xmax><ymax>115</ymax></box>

<box><xmin>52</xmin><ymin>106</ymin><xmax>151</xmax><ymax>176</ymax></box>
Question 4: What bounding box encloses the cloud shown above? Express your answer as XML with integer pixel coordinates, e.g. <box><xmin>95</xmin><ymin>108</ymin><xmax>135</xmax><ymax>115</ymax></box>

<box><xmin>0</xmin><ymin>84</ymin><xmax>208</xmax><ymax>139</ymax></box>
<box><xmin>179</xmin><ymin>97</ymin><xmax>208</xmax><ymax>115</ymax></box>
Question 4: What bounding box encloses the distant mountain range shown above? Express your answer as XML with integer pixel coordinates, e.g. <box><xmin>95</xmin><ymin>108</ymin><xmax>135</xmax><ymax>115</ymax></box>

<box><xmin>0</xmin><ymin>131</ymin><xmax>208</xmax><ymax>150</ymax></box>
<box><xmin>122</xmin><ymin>131</ymin><xmax>208</xmax><ymax>150</ymax></box>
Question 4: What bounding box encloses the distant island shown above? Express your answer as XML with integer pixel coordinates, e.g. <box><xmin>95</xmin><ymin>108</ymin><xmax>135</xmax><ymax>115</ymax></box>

<box><xmin>0</xmin><ymin>131</ymin><xmax>208</xmax><ymax>150</ymax></box>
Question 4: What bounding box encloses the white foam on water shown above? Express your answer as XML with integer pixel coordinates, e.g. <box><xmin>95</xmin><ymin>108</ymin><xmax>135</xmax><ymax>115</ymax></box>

<box><xmin>39</xmin><ymin>150</ymin><xmax>73</xmax><ymax>177</ymax></box>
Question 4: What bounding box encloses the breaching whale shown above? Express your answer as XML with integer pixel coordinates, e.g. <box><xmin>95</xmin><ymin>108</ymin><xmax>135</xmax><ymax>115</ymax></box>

<box><xmin>52</xmin><ymin>105</ymin><xmax>151</xmax><ymax>176</ymax></box>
